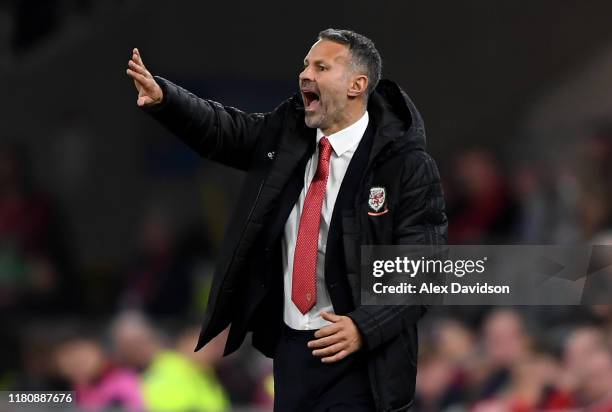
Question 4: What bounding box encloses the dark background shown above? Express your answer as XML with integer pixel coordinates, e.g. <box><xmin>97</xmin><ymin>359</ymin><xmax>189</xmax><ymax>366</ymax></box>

<box><xmin>2</xmin><ymin>1</ymin><xmax>612</xmax><ymax>411</ymax></box>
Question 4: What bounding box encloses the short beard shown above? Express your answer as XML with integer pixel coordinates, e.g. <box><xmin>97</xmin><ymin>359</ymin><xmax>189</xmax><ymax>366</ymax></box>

<box><xmin>303</xmin><ymin>94</ymin><xmax>345</xmax><ymax>131</ymax></box>
<box><xmin>304</xmin><ymin>112</ymin><xmax>324</xmax><ymax>129</ymax></box>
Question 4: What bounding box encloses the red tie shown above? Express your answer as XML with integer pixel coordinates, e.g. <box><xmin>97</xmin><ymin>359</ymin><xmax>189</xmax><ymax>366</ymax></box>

<box><xmin>292</xmin><ymin>136</ymin><xmax>333</xmax><ymax>314</ymax></box>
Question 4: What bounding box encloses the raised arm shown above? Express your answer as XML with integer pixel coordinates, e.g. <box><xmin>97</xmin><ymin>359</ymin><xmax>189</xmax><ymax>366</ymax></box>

<box><xmin>126</xmin><ymin>48</ymin><xmax>269</xmax><ymax>170</ymax></box>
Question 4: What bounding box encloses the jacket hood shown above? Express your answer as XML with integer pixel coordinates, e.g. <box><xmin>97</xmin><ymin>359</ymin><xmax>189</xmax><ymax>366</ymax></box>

<box><xmin>368</xmin><ymin>78</ymin><xmax>426</xmax><ymax>152</ymax></box>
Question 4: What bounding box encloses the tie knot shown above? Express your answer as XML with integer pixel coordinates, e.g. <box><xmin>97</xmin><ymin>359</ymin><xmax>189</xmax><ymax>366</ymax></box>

<box><xmin>319</xmin><ymin>136</ymin><xmax>332</xmax><ymax>161</ymax></box>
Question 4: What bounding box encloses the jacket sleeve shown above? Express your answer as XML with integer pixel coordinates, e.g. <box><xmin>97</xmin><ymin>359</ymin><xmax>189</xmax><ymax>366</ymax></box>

<box><xmin>347</xmin><ymin>150</ymin><xmax>448</xmax><ymax>352</ymax></box>
<box><xmin>139</xmin><ymin>75</ymin><xmax>272</xmax><ymax>171</ymax></box>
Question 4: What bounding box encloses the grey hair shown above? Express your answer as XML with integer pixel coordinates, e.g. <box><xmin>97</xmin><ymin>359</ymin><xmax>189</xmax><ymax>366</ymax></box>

<box><xmin>317</xmin><ymin>28</ymin><xmax>382</xmax><ymax>98</ymax></box>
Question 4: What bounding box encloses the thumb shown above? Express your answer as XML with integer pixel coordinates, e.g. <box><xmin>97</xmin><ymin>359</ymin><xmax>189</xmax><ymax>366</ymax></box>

<box><xmin>137</xmin><ymin>96</ymin><xmax>152</xmax><ymax>107</ymax></box>
<box><xmin>320</xmin><ymin>311</ymin><xmax>342</xmax><ymax>322</ymax></box>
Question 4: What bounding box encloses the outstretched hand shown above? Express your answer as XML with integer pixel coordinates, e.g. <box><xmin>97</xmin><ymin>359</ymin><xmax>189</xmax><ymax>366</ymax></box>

<box><xmin>307</xmin><ymin>311</ymin><xmax>364</xmax><ymax>363</ymax></box>
<box><xmin>126</xmin><ymin>48</ymin><xmax>163</xmax><ymax>107</ymax></box>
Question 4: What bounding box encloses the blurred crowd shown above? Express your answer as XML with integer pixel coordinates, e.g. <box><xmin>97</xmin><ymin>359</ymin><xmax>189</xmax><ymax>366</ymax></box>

<box><xmin>416</xmin><ymin>306</ymin><xmax>612</xmax><ymax>412</ymax></box>
<box><xmin>444</xmin><ymin>124</ymin><xmax>612</xmax><ymax>245</ymax></box>
<box><xmin>1</xmin><ymin>118</ymin><xmax>612</xmax><ymax>411</ymax></box>
<box><xmin>6</xmin><ymin>310</ymin><xmax>272</xmax><ymax>412</ymax></box>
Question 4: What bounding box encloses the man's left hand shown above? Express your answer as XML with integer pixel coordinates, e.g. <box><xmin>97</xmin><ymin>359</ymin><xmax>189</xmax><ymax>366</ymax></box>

<box><xmin>307</xmin><ymin>311</ymin><xmax>363</xmax><ymax>363</ymax></box>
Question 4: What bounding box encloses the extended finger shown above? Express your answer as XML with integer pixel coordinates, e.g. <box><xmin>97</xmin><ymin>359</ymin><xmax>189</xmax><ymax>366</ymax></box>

<box><xmin>313</xmin><ymin>323</ymin><xmax>341</xmax><ymax>339</ymax></box>
<box><xmin>320</xmin><ymin>311</ymin><xmax>343</xmax><ymax>322</ymax></box>
<box><xmin>133</xmin><ymin>48</ymin><xmax>145</xmax><ymax>67</ymax></box>
<box><xmin>128</xmin><ymin>60</ymin><xmax>149</xmax><ymax>77</ymax></box>
<box><xmin>312</xmin><ymin>341</ymin><xmax>345</xmax><ymax>357</ymax></box>
<box><xmin>322</xmin><ymin>349</ymin><xmax>350</xmax><ymax>363</ymax></box>
<box><xmin>130</xmin><ymin>53</ymin><xmax>146</xmax><ymax>71</ymax></box>
<box><xmin>308</xmin><ymin>333</ymin><xmax>343</xmax><ymax>349</ymax></box>
<box><xmin>126</xmin><ymin>68</ymin><xmax>148</xmax><ymax>85</ymax></box>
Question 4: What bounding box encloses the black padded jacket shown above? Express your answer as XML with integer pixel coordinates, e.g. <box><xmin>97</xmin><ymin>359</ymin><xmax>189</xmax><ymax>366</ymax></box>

<box><xmin>140</xmin><ymin>76</ymin><xmax>448</xmax><ymax>411</ymax></box>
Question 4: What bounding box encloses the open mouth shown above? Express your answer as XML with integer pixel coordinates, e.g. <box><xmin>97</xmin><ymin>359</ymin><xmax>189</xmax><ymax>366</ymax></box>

<box><xmin>302</xmin><ymin>90</ymin><xmax>320</xmax><ymax>112</ymax></box>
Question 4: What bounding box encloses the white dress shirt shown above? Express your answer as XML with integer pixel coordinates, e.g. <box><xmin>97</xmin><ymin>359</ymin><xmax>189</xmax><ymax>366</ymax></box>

<box><xmin>282</xmin><ymin>110</ymin><xmax>370</xmax><ymax>330</ymax></box>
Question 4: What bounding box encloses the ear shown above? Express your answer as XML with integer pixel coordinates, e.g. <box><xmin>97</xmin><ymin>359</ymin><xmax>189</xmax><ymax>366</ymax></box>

<box><xmin>347</xmin><ymin>74</ymin><xmax>368</xmax><ymax>98</ymax></box>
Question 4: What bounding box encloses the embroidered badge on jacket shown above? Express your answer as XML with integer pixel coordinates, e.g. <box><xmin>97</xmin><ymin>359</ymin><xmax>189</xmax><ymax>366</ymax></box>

<box><xmin>368</xmin><ymin>186</ymin><xmax>389</xmax><ymax>216</ymax></box>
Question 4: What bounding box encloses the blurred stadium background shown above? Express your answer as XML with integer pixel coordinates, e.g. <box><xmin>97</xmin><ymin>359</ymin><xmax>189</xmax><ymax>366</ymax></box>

<box><xmin>2</xmin><ymin>1</ymin><xmax>612</xmax><ymax>411</ymax></box>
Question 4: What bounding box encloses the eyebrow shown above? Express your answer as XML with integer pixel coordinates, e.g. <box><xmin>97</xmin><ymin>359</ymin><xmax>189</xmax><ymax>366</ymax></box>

<box><xmin>303</xmin><ymin>58</ymin><xmax>328</xmax><ymax>66</ymax></box>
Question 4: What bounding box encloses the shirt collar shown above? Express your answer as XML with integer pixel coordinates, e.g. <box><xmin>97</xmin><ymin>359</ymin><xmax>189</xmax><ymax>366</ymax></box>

<box><xmin>316</xmin><ymin>110</ymin><xmax>369</xmax><ymax>157</ymax></box>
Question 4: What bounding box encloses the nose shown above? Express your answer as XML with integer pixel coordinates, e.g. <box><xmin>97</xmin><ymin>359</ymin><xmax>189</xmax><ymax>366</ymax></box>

<box><xmin>299</xmin><ymin>65</ymin><xmax>313</xmax><ymax>83</ymax></box>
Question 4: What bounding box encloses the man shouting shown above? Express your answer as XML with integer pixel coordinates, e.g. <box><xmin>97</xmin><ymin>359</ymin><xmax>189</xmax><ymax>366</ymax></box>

<box><xmin>127</xmin><ymin>28</ymin><xmax>447</xmax><ymax>412</ymax></box>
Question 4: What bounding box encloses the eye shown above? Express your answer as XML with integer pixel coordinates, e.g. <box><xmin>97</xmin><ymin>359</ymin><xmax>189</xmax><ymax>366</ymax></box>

<box><xmin>318</xmin><ymin>65</ymin><xmax>326</xmax><ymax>71</ymax></box>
